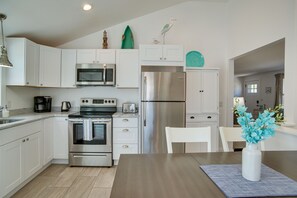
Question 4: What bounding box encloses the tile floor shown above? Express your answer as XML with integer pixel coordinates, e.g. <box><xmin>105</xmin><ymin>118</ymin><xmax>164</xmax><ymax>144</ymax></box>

<box><xmin>11</xmin><ymin>164</ymin><xmax>117</xmax><ymax>198</ymax></box>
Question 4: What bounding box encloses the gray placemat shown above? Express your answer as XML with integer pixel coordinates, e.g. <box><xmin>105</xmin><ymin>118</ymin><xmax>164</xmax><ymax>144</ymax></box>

<box><xmin>200</xmin><ymin>164</ymin><xmax>297</xmax><ymax>198</ymax></box>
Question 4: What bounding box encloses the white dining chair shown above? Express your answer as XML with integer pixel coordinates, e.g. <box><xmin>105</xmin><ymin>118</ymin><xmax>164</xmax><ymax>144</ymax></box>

<box><xmin>219</xmin><ymin>127</ymin><xmax>245</xmax><ymax>152</ymax></box>
<box><xmin>165</xmin><ymin>126</ymin><xmax>211</xmax><ymax>153</ymax></box>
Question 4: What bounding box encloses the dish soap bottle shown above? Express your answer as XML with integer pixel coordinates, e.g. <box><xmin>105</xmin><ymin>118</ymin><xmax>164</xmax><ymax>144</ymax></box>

<box><xmin>2</xmin><ymin>105</ymin><xmax>9</xmax><ymax>118</ymax></box>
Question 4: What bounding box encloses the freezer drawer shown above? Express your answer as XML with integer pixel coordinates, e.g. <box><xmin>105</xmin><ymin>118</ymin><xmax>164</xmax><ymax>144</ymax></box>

<box><xmin>69</xmin><ymin>153</ymin><xmax>112</xmax><ymax>167</ymax></box>
<box><xmin>186</xmin><ymin>114</ymin><xmax>218</xmax><ymax>122</ymax></box>
<box><xmin>142</xmin><ymin>101</ymin><xmax>185</xmax><ymax>154</ymax></box>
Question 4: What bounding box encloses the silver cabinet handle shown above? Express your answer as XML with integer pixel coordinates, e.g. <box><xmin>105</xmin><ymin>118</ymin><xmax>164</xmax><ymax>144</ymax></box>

<box><xmin>164</xmin><ymin>57</ymin><xmax>167</xmax><ymax>60</ymax></box>
<box><xmin>122</xmin><ymin>129</ymin><xmax>129</xmax><ymax>132</ymax></box>
<box><xmin>103</xmin><ymin>64</ymin><xmax>106</xmax><ymax>84</ymax></box>
<box><xmin>26</xmin><ymin>82</ymin><xmax>29</xmax><ymax>85</ymax></box>
<box><xmin>22</xmin><ymin>139</ymin><xmax>26</xmax><ymax>142</ymax></box>
<box><xmin>26</xmin><ymin>138</ymin><xmax>29</xmax><ymax>141</ymax></box>
<box><xmin>122</xmin><ymin>145</ymin><xmax>129</xmax><ymax>148</ymax></box>
<box><xmin>160</xmin><ymin>57</ymin><xmax>162</xmax><ymax>60</ymax></box>
<box><xmin>122</xmin><ymin>119</ymin><xmax>129</xmax><ymax>122</ymax></box>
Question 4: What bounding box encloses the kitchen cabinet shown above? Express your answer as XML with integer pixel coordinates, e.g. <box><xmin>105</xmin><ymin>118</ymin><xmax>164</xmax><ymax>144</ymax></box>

<box><xmin>113</xmin><ymin>117</ymin><xmax>138</xmax><ymax>165</ymax></box>
<box><xmin>39</xmin><ymin>45</ymin><xmax>61</xmax><ymax>87</ymax></box>
<box><xmin>140</xmin><ymin>44</ymin><xmax>184</xmax><ymax>65</ymax></box>
<box><xmin>116</xmin><ymin>49</ymin><xmax>139</xmax><ymax>88</ymax></box>
<box><xmin>61</xmin><ymin>49</ymin><xmax>77</xmax><ymax>88</ymax></box>
<box><xmin>43</xmin><ymin>118</ymin><xmax>54</xmax><ymax>165</ymax></box>
<box><xmin>6</xmin><ymin>38</ymin><xmax>40</xmax><ymax>86</ymax></box>
<box><xmin>53</xmin><ymin>117</ymin><xmax>68</xmax><ymax>160</ymax></box>
<box><xmin>186</xmin><ymin>69</ymin><xmax>219</xmax><ymax>114</ymax></box>
<box><xmin>76</xmin><ymin>49</ymin><xmax>115</xmax><ymax>64</ymax></box>
<box><xmin>0</xmin><ymin>132</ymin><xmax>42</xmax><ymax>197</ymax></box>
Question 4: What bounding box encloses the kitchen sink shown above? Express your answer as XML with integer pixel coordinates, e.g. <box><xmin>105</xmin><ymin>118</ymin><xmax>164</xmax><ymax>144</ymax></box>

<box><xmin>0</xmin><ymin>119</ymin><xmax>23</xmax><ymax>124</ymax></box>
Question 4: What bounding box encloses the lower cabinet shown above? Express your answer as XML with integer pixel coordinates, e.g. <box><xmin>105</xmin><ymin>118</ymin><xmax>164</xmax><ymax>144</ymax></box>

<box><xmin>53</xmin><ymin>117</ymin><xmax>69</xmax><ymax>160</ymax></box>
<box><xmin>113</xmin><ymin>117</ymin><xmax>138</xmax><ymax>164</ymax></box>
<box><xmin>0</xmin><ymin>132</ymin><xmax>42</xmax><ymax>197</ymax></box>
<box><xmin>186</xmin><ymin>114</ymin><xmax>219</xmax><ymax>152</ymax></box>
<box><xmin>43</xmin><ymin>118</ymin><xmax>54</xmax><ymax>165</ymax></box>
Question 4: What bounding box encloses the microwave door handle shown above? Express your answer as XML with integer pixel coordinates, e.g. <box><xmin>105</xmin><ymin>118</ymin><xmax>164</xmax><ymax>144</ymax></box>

<box><xmin>103</xmin><ymin>67</ymin><xmax>106</xmax><ymax>84</ymax></box>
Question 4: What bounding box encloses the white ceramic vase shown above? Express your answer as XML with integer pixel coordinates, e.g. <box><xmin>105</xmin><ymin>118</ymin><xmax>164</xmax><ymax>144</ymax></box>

<box><xmin>242</xmin><ymin>143</ymin><xmax>262</xmax><ymax>181</ymax></box>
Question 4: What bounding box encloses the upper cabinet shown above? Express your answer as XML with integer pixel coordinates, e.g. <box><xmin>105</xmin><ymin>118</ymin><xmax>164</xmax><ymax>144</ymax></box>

<box><xmin>6</xmin><ymin>38</ymin><xmax>40</xmax><ymax>86</ymax></box>
<box><xmin>116</xmin><ymin>49</ymin><xmax>139</xmax><ymax>88</ymax></box>
<box><xmin>140</xmin><ymin>44</ymin><xmax>184</xmax><ymax>66</ymax></box>
<box><xmin>39</xmin><ymin>45</ymin><xmax>61</xmax><ymax>87</ymax></box>
<box><xmin>61</xmin><ymin>49</ymin><xmax>76</xmax><ymax>88</ymax></box>
<box><xmin>186</xmin><ymin>69</ymin><xmax>219</xmax><ymax>114</ymax></box>
<box><xmin>76</xmin><ymin>49</ymin><xmax>115</xmax><ymax>64</ymax></box>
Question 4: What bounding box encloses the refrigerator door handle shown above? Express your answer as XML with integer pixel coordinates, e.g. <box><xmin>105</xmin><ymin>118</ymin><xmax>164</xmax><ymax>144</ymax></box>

<box><xmin>143</xmin><ymin>76</ymin><xmax>147</xmax><ymax>100</ymax></box>
<box><xmin>143</xmin><ymin>103</ymin><xmax>146</xmax><ymax>127</ymax></box>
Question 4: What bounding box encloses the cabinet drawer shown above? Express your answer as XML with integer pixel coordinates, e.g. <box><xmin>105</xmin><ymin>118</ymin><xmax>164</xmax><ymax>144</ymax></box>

<box><xmin>186</xmin><ymin>114</ymin><xmax>218</xmax><ymax>122</ymax></box>
<box><xmin>113</xmin><ymin>143</ymin><xmax>138</xmax><ymax>160</ymax></box>
<box><xmin>113</xmin><ymin>118</ymin><xmax>138</xmax><ymax>127</ymax></box>
<box><xmin>113</xmin><ymin>128</ymin><xmax>138</xmax><ymax>144</ymax></box>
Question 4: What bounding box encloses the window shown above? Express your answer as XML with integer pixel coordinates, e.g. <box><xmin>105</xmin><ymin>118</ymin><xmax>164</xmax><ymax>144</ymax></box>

<box><xmin>247</xmin><ymin>83</ymin><xmax>258</xmax><ymax>94</ymax></box>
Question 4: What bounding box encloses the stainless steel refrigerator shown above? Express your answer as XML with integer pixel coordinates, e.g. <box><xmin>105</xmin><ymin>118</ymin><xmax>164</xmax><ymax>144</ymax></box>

<box><xmin>141</xmin><ymin>66</ymin><xmax>186</xmax><ymax>154</ymax></box>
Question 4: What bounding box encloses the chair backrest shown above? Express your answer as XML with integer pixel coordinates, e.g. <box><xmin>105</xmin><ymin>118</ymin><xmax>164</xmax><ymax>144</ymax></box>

<box><xmin>165</xmin><ymin>126</ymin><xmax>211</xmax><ymax>153</ymax></box>
<box><xmin>219</xmin><ymin>127</ymin><xmax>245</xmax><ymax>152</ymax></box>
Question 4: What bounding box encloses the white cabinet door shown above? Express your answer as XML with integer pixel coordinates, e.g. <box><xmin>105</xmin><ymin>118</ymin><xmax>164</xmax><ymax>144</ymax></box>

<box><xmin>53</xmin><ymin>117</ymin><xmax>68</xmax><ymax>159</ymax></box>
<box><xmin>0</xmin><ymin>140</ymin><xmax>22</xmax><ymax>196</ymax></box>
<box><xmin>140</xmin><ymin>45</ymin><xmax>163</xmax><ymax>61</ymax></box>
<box><xmin>22</xmin><ymin>133</ymin><xmax>42</xmax><ymax>181</ymax></box>
<box><xmin>162</xmin><ymin>45</ymin><xmax>184</xmax><ymax>61</ymax></box>
<box><xmin>202</xmin><ymin>70</ymin><xmax>219</xmax><ymax>113</ymax></box>
<box><xmin>25</xmin><ymin>40</ymin><xmax>40</xmax><ymax>86</ymax></box>
<box><xmin>186</xmin><ymin>70</ymin><xmax>219</xmax><ymax>114</ymax></box>
<box><xmin>39</xmin><ymin>45</ymin><xmax>61</xmax><ymax>87</ymax></box>
<box><xmin>76</xmin><ymin>49</ymin><xmax>96</xmax><ymax>64</ymax></box>
<box><xmin>186</xmin><ymin>71</ymin><xmax>203</xmax><ymax>113</ymax></box>
<box><xmin>116</xmin><ymin>49</ymin><xmax>139</xmax><ymax>88</ymax></box>
<box><xmin>43</xmin><ymin>118</ymin><xmax>54</xmax><ymax>165</ymax></box>
<box><xmin>96</xmin><ymin>49</ymin><xmax>116</xmax><ymax>64</ymax></box>
<box><xmin>61</xmin><ymin>49</ymin><xmax>76</xmax><ymax>87</ymax></box>
<box><xmin>6</xmin><ymin>38</ymin><xmax>39</xmax><ymax>86</ymax></box>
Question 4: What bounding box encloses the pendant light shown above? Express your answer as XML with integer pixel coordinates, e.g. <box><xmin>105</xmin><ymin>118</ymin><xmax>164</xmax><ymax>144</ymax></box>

<box><xmin>0</xmin><ymin>13</ymin><xmax>13</xmax><ymax>68</ymax></box>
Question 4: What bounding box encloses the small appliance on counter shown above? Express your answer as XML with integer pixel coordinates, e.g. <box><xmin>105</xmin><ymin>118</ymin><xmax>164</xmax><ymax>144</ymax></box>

<box><xmin>61</xmin><ymin>101</ymin><xmax>71</xmax><ymax>112</ymax></box>
<box><xmin>34</xmin><ymin>96</ymin><xmax>52</xmax><ymax>113</ymax></box>
<box><xmin>122</xmin><ymin>103</ymin><xmax>137</xmax><ymax>113</ymax></box>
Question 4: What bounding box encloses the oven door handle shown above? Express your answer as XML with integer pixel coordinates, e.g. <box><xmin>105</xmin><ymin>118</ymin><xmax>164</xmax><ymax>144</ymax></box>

<box><xmin>92</xmin><ymin>120</ymin><xmax>111</xmax><ymax>124</ymax></box>
<box><xmin>68</xmin><ymin>119</ymin><xmax>83</xmax><ymax>123</ymax></box>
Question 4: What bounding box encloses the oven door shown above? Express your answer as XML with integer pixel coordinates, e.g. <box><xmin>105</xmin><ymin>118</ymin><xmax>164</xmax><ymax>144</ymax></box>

<box><xmin>68</xmin><ymin>118</ymin><xmax>112</xmax><ymax>153</ymax></box>
<box><xmin>76</xmin><ymin>64</ymin><xmax>115</xmax><ymax>86</ymax></box>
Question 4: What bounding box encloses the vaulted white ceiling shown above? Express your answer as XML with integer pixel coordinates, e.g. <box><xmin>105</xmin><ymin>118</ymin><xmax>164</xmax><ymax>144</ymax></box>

<box><xmin>1</xmin><ymin>0</ymin><xmax>227</xmax><ymax>47</ymax></box>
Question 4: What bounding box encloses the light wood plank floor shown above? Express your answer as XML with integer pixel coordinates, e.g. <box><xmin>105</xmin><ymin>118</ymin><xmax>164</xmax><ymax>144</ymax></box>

<box><xmin>12</xmin><ymin>164</ymin><xmax>117</xmax><ymax>198</ymax></box>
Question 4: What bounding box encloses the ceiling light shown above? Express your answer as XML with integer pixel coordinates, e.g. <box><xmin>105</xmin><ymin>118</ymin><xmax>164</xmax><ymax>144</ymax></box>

<box><xmin>0</xmin><ymin>13</ymin><xmax>13</xmax><ymax>68</ymax></box>
<box><xmin>83</xmin><ymin>4</ymin><xmax>92</xmax><ymax>11</ymax></box>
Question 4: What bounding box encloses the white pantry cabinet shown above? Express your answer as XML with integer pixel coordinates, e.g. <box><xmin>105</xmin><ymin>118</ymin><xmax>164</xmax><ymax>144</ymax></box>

<box><xmin>186</xmin><ymin>69</ymin><xmax>219</xmax><ymax>114</ymax></box>
<box><xmin>0</xmin><ymin>121</ymin><xmax>43</xmax><ymax>197</ymax></box>
<box><xmin>116</xmin><ymin>49</ymin><xmax>139</xmax><ymax>88</ymax></box>
<box><xmin>61</xmin><ymin>49</ymin><xmax>77</xmax><ymax>88</ymax></box>
<box><xmin>6</xmin><ymin>38</ymin><xmax>40</xmax><ymax>86</ymax></box>
<box><xmin>43</xmin><ymin>118</ymin><xmax>54</xmax><ymax>165</ymax></box>
<box><xmin>53</xmin><ymin>117</ymin><xmax>68</xmax><ymax>160</ymax></box>
<box><xmin>76</xmin><ymin>49</ymin><xmax>115</xmax><ymax>64</ymax></box>
<box><xmin>113</xmin><ymin>117</ymin><xmax>138</xmax><ymax>165</ymax></box>
<box><xmin>39</xmin><ymin>45</ymin><xmax>61</xmax><ymax>87</ymax></box>
<box><xmin>140</xmin><ymin>45</ymin><xmax>184</xmax><ymax>65</ymax></box>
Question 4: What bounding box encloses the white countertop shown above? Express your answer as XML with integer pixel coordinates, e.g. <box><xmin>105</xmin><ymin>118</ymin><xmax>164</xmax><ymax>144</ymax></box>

<box><xmin>0</xmin><ymin>111</ymin><xmax>73</xmax><ymax>130</ymax></box>
<box><xmin>276</xmin><ymin>126</ymin><xmax>297</xmax><ymax>136</ymax></box>
<box><xmin>113</xmin><ymin>112</ymin><xmax>139</xmax><ymax>118</ymax></box>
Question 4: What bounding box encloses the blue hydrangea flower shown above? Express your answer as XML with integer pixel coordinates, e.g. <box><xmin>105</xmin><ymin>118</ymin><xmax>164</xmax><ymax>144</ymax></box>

<box><xmin>235</xmin><ymin>105</ymin><xmax>277</xmax><ymax>144</ymax></box>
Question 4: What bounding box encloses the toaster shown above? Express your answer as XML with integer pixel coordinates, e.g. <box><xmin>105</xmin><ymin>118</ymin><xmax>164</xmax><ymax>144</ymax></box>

<box><xmin>122</xmin><ymin>103</ymin><xmax>137</xmax><ymax>113</ymax></box>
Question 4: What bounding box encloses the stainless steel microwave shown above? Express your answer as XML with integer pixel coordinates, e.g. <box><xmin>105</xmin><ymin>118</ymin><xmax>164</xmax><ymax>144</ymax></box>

<box><xmin>76</xmin><ymin>64</ymin><xmax>116</xmax><ymax>86</ymax></box>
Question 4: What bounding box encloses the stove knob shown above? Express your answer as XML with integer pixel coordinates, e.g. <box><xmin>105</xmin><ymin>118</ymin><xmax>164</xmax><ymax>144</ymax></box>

<box><xmin>86</xmin><ymin>100</ymin><xmax>88</xmax><ymax>103</ymax></box>
<box><xmin>112</xmin><ymin>100</ymin><xmax>114</xmax><ymax>103</ymax></box>
<box><xmin>82</xmin><ymin>100</ymin><xmax>85</xmax><ymax>103</ymax></box>
<box><xmin>108</xmin><ymin>100</ymin><xmax>111</xmax><ymax>103</ymax></box>
<box><xmin>104</xmin><ymin>100</ymin><xmax>107</xmax><ymax>103</ymax></box>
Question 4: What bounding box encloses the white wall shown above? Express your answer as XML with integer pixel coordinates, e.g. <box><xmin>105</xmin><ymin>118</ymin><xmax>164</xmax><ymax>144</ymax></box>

<box><xmin>39</xmin><ymin>87</ymin><xmax>138</xmax><ymax>108</ymax></box>
<box><xmin>58</xmin><ymin>1</ymin><xmax>228</xmax><ymax>123</ymax></box>
<box><xmin>6</xmin><ymin>87</ymin><xmax>40</xmax><ymax>110</ymax></box>
<box><xmin>226</xmin><ymin>0</ymin><xmax>297</xmax><ymax>125</ymax></box>
<box><xmin>234</xmin><ymin>76</ymin><xmax>243</xmax><ymax>97</ymax></box>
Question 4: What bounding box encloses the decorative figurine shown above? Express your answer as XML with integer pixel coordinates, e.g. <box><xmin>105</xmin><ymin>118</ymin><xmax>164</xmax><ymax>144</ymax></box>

<box><xmin>121</xmin><ymin>25</ymin><xmax>134</xmax><ymax>49</ymax></box>
<box><xmin>102</xmin><ymin>30</ymin><xmax>108</xmax><ymax>49</ymax></box>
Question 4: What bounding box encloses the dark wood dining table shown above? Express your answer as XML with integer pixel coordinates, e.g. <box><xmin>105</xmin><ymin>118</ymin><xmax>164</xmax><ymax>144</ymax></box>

<box><xmin>110</xmin><ymin>151</ymin><xmax>297</xmax><ymax>198</ymax></box>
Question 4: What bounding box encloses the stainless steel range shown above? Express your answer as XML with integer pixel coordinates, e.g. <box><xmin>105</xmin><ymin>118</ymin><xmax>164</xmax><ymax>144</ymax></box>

<box><xmin>68</xmin><ymin>98</ymin><xmax>117</xmax><ymax>167</ymax></box>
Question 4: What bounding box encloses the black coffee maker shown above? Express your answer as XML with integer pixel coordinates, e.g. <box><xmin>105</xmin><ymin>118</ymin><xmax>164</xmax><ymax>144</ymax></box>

<box><xmin>34</xmin><ymin>96</ymin><xmax>52</xmax><ymax>113</ymax></box>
